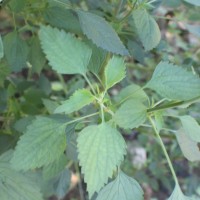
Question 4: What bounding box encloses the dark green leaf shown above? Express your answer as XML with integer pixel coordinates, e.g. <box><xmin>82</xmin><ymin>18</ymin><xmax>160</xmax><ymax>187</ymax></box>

<box><xmin>28</xmin><ymin>37</ymin><xmax>46</xmax><ymax>74</ymax></box>
<box><xmin>77</xmin><ymin>10</ymin><xmax>129</xmax><ymax>55</ymax></box>
<box><xmin>4</xmin><ymin>31</ymin><xmax>28</xmax><ymax>72</ymax></box>
<box><xmin>44</xmin><ymin>6</ymin><xmax>82</xmax><ymax>34</ymax></box>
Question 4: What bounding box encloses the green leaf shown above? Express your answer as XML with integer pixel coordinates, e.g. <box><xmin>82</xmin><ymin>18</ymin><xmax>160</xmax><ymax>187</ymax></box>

<box><xmin>185</xmin><ymin>24</ymin><xmax>200</xmax><ymax>38</ymax></box>
<box><xmin>96</xmin><ymin>171</ymin><xmax>143</xmax><ymax>200</ymax></box>
<box><xmin>44</xmin><ymin>6</ymin><xmax>82</xmax><ymax>34</ymax></box>
<box><xmin>176</xmin><ymin>129</ymin><xmax>200</xmax><ymax>162</ymax></box>
<box><xmin>180</xmin><ymin>115</ymin><xmax>200</xmax><ymax>142</ymax></box>
<box><xmin>104</xmin><ymin>56</ymin><xmax>126</xmax><ymax>90</ymax></box>
<box><xmin>77</xmin><ymin>123</ymin><xmax>126</xmax><ymax>198</ymax></box>
<box><xmin>114</xmin><ymin>99</ymin><xmax>147</xmax><ymax>129</ymax></box>
<box><xmin>0</xmin><ymin>35</ymin><xmax>3</xmax><ymax>60</ymax></box>
<box><xmin>155</xmin><ymin>111</ymin><xmax>164</xmax><ymax>133</ymax></box>
<box><xmin>77</xmin><ymin>10</ymin><xmax>129</xmax><ymax>56</ymax></box>
<box><xmin>183</xmin><ymin>0</ymin><xmax>200</xmax><ymax>6</ymax></box>
<box><xmin>168</xmin><ymin>184</ymin><xmax>196</xmax><ymax>200</ymax></box>
<box><xmin>0</xmin><ymin>63</ymin><xmax>10</xmax><ymax>87</ymax></box>
<box><xmin>132</xmin><ymin>9</ymin><xmax>161</xmax><ymax>51</ymax></box>
<box><xmin>0</xmin><ymin>152</ymin><xmax>43</xmax><ymax>200</ymax></box>
<box><xmin>11</xmin><ymin>116</ymin><xmax>67</xmax><ymax>170</ymax></box>
<box><xmin>43</xmin><ymin>154</ymin><xmax>67</xmax><ymax>180</ymax></box>
<box><xmin>39</xmin><ymin>26</ymin><xmax>92</xmax><ymax>75</ymax></box>
<box><xmin>54</xmin><ymin>169</ymin><xmax>71</xmax><ymax>199</ymax></box>
<box><xmin>87</xmin><ymin>41</ymin><xmax>107</xmax><ymax>75</ymax></box>
<box><xmin>146</xmin><ymin>61</ymin><xmax>200</xmax><ymax>100</ymax></box>
<box><xmin>42</xmin><ymin>98</ymin><xmax>59</xmax><ymax>114</ymax></box>
<box><xmin>127</xmin><ymin>40</ymin><xmax>146</xmax><ymax>64</ymax></box>
<box><xmin>8</xmin><ymin>0</ymin><xmax>26</xmax><ymax>12</ymax></box>
<box><xmin>28</xmin><ymin>37</ymin><xmax>46</xmax><ymax>74</ymax></box>
<box><xmin>3</xmin><ymin>31</ymin><xmax>28</xmax><ymax>72</ymax></box>
<box><xmin>54</xmin><ymin>89</ymin><xmax>95</xmax><ymax>114</ymax></box>
<box><xmin>115</xmin><ymin>84</ymin><xmax>148</xmax><ymax>103</ymax></box>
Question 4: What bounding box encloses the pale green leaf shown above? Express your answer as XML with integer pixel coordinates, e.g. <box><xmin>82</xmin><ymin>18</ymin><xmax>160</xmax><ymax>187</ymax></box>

<box><xmin>77</xmin><ymin>10</ymin><xmax>129</xmax><ymax>56</ymax></box>
<box><xmin>184</xmin><ymin>0</ymin><xmax>200</xmax><ymax>6</ymax></box>
<box><xmin>54</xmin><ymin>169</ymin><xmax>71</xmax><ymax>199</ymax></box>
<box><xmin>168</xmin><ymin>184</ymin><xmax>196</xmax><ymax>200</ymax></box>
<box><xmin>180</xmin><ymin>115</ymin><xmax>200</xmax><ymax>142</ymax></box>
<box><xmin>115</xmin><ymin>84</ymin><xmax>148</xmax><ymax>103</ymax></box>
<box><xmin>11</xmin><ymin>116</ymin><xmax>67</xmax><ymax>170</ymax></box>
<box><xmin>77</xmin><ymin>123</ymin><xmax>126</xmax><ymax>198</ymax></box>
<box><xmin>54</xmin><ymin>89</ymin><xmax>95</xmax><ymax>114</ymax></box>
<box><xmin>176</xmin><ymin>129</ymin><xmax>200</xmax><ymax>162</ymax></box>
<box><xmin>96</xmin><ymin>171</ymin><xmax>144</xmax><ymax>200</ymax></box>
<box><xmin>132</xmin><ymin>9</ymin><xmax>161</xmax><ymax>51</ymax></box>
<box><xmin>43</xmin><ymin>154</ymin><xmax>67</xmax><ymax>180</ymax></box>
<box><xmin>3</xmin><ymin>31</ymin><xmax>28</xmax><ymax>72</ymax></box>
<box><xmin>0</xmin><ymin>35</ymin><xmax>3</xmax><ymax>60</ymax></box>
<box><xmin>146</xmin><ymin>61</ymin><xmax>200</xmax><ymax>100</ymax></box>
<box><xmin>185</xmin><ymin>24</ymin><xmax>200</xmax><ymax>38</ymax></box>
<box><xmin>0</xmin><ymin>152</ymin><xmax>43</xmax><ymax>200</ymax></box>
<box><xmin>114</xmin><ymin>99</ymin><xmax>147</xmax><ymax>129</ymax></box>
<box><xmin>42</xmin><ymin>99</ymin><xmax>59</xmax><ymax>114</ymax></box>
<box><xmin>104</xmin><ymin>56</ymin><xmax>126</xmax><ymax>89</ymax></box>
<box><xmin>39</xmin><ymin>26</ymin><xmax>92</xmax><ymax>75</ymax></box>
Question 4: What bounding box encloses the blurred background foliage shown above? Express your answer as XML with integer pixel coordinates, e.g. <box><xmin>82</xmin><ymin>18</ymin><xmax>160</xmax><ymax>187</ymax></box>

<box><xmin>0</xmin><ymin>0</ymin><xmax>200</xmax><ymax>199</ymax></box>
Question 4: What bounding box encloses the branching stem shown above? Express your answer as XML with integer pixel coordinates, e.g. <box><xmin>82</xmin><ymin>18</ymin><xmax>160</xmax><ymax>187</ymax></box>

<box><xmin>149</xmin><ymin>116</ymin><xmax>179</xmax><ymax>185</ymax></box>
<box><xmin>83</xmin><ymin>74</ymin><xmax>97</xmax><ymax>95</ymax></box>
<box><xmin>65</xmin><ymin>112</ymin><xmax>99</xmax><ymax>126</ymax></box>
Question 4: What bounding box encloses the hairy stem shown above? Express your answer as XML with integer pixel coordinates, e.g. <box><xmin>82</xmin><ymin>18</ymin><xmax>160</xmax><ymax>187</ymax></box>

<box><xmin>149</xmin><ymin>116</ymin><xmax>179</xmax><ymax>185</ymax></box>
<box><xmin>83</xmin><ymin>74</ymin><xmax>97</xmax><ymax>95</ymax></box>
<box><xmin>65</xmin><ymin>112</ymin><xmax>99</xmax><ymax>126</ymax></box>
<box><xmin>57</xmin><ymin>74</ymin><xmax>68</xmax><ymax>95</ymax></box>
<box><xmin>147</xmin><ymin>96</ymin><xmax>200</xmax><ymax>113</ymax></box>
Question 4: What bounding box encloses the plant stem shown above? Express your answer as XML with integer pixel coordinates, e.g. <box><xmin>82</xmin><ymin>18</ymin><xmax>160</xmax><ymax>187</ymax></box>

<box><xmin>83</xmin><ymin>74</ymin><xmax>97</xmax><ymax>95</ymax></box>
<box><xmin>57</xmin><ymin>74</ymin><xmax>68</xmax><ymax>95</ymax></box>
<box><xmin>149</xmin><ymin>116</ymin><xmax>179</xmax><ymax>185</ymax></box>
<box><xmin>75</xmin><ymin>163</ymin><xmax>85</xmax><ymax>200</ymax></box>
<box><xmin>147</xmin><ymin>96</ymin><xmax>200</xmax><ymax>113</ymax></box>
<box><xmin>65</xmin><ymin>112</ymin><xmax>99</xmax><ymax>126</ymax></box>
<box><xmin>100</xmin><ymin>104</ymin><xmax>105</xmax><ymax>122</ymax></box>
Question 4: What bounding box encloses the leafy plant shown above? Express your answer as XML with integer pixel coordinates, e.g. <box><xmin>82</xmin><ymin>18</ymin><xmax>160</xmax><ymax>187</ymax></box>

<box><xmin>0</xmin><ymin>0</ymin><xmax>200</xmax><ymax>200</ymax></box>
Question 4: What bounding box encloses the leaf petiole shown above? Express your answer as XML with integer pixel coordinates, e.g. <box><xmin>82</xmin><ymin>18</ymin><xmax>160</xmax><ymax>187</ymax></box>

<box><xmin>149</xmin><ymin>116</ymin><xmax>179</xmax><ymax>185</ymax></box>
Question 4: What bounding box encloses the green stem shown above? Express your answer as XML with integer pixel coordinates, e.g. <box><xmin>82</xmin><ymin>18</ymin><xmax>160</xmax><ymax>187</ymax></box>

<box><xmin>83</xmin><ymin>74</ymin><xmax>97</xmax><ymax>95</ymax></box>
<box><xmin>147</xmin><ymin>96</ymin><xmax>200</xmax><ymax>113</ymax></box>
<box><xmin>100</xmin><ymin>104</ymin><xmax>105</xmax><ymax>123</ymax></box>
<box><xmin>149</xmin><ymin>116</ymin><xmax>179</xmax><ymax>185</ymax></box>
<box><xmin>57</xmin><ymin>74</ymin><xmax>68</xmax><ymax>95</ymax></box>
<box><xmin>115</xmin><ymin>0</ymin><xmax>123</xmax><ymax>15</ymax></box>
<box><xmin>53</xmin><ymin>0</ymin><xmax>72</xmax><ymax>9</ymax></box>
<box><xmin>12</xmin><ymin>12</ymin><xmax>17</xmax><ymax>30</ymax></box>
<box><xmin>65</xmin><ymin>112</ymin><xmax>99</xmax><ymax>126</ymax></box>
